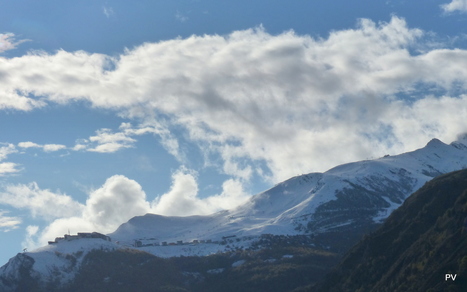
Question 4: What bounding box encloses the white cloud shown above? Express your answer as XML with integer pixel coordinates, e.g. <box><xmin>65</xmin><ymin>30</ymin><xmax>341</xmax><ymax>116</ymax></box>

<box><xmin>43</xmin><ymin>144</ymin><xmax>66</xmax><ymax>152</ymax></box>
<box><xmin>0</xmin><ymin>143</ymin><xmax>17</xmax><ymax>161</ymax></box>
<box><xmin>205</xmin><ymin>178</ymin><xmax>250</xmax><ymax>211</ymax></box>
<box><xmin>6</xmin><ymin>176</ymin><xmax>149</xmax><ymax>248</ymax></box>
<box><xmin>0</xmin><ymin>33</ymin><xmax>28</xmax><ymax>53</ymax></box>
<box><xmin>0</xmin><ymin>90</ymin><xmax>46</xmax><ymax>111</ymax></box>
<box><xmin>151</xmin><ymin>167</ymin><xmax>249</xmax><ymax>216</ymax></box>
<box><xmin>0</xmin><ymin>182</ymin><xmax>84</xmax><ymax>220</ymax></box>
<box><xmin>83</xmin><ymin>175</ymin><xmax>150</xmax><ymax>231</ymax></box>
<box><xmin>17</xmin><ymin>141</ymin><xmax>41</xmax><ymax>149</ymax></box>
<box><xmin>2</xmin><ymin>17</ymin><xmax>467</xmax><ymax>182</ymax></box>
<box><xmin>0</xmin><ymin>162</ymin><xmax>20</xmax><ymax>175</ymax></box>
<box><xmin>151</xmin><ymin>168</ymin><xmax>203</xmax><ymax>216</ymax></box>
<box><xmin>72</xmin><ymin>144</ymin><xmax>87</xmax><ymax>151</ymax></box>
<box><xmin>0</xmin><ymin>210</ymin><xmax>21</xmax><ymax>232</ymax></box>
<box><xmin>441</xmin><ymin>0</ymin><xmax>467</xmax><ymax>13</ymax></box>
<box><xmin>18</xmin><ymin>141</ymin><xmax>66</xmax><ymax>152</ymax></box>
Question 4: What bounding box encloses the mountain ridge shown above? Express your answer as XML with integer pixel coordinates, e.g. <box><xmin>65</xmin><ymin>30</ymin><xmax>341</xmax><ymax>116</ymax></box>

<box><xmin>109</xmin><ymin>137</ymin><xmax>467</xmax><ymax>254</ymax></box>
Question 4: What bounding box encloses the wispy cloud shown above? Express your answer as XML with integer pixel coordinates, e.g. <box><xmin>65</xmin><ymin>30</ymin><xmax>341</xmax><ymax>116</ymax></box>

<box><xmin>0</xmin><ymin>33</ymin><xmax>28</xmax><ymax>53</ymax></box>
<box><xmin>102</xmin><ymin>6</ymin><xmax>115</xmax><ymax>18</ymax></box>
<box><xmin>441</xmin><ymin>0</ymin><xmax>467</xmax><ymax>13</ymax></box>
<box><xmin>175</xmin><ymin>11</ymin><xmax>189</xmax><ymax>22</ymax></box>
<box><xmin>0</xmin><ymin>210</ymin><xmax>21</xmax><ymax>232</ymax></box>
<box><xmin>72</xmin><ymin>123</ymin><xmax>183</xmax><ymax>160</ymax></box>
<box><xmin>86</xmin><ymin>128</ymin><xmax>136</xmax><ymax>153</ymax></box>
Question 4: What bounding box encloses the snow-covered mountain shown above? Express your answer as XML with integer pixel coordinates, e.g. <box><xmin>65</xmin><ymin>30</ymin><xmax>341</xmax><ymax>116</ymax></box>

<box><xmin>109</xmin><ymin>136</ymin><xmax>467</xmax><ymax>254</ymax></box>
<box><xmin>2</xmin><ymin>136</ymin><xmax>467</xmax><ymax>290</ymax></box>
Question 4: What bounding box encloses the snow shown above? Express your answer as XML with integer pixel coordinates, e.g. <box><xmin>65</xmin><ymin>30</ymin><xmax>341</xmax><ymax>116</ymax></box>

<box><xmin>207</xmin><ymin>268</ymin><xmax>224</xmax><ymax>274</ymax></box>
<box><xmin>232</xmin><ymin>260</ymin><xmax>246</xmax><ymax>267</ymax></box>
<box><xmin>372</xmin><ymin>196</ymin><xmax>402</xmax><ymax>223</ymax></box>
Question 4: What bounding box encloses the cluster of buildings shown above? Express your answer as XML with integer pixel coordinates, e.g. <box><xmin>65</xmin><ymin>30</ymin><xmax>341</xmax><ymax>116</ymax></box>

<box><xmin>133</xmin><ymin>238</ymin><xmax>214</xmax><ymax>247</ymax></box>
<box><xmin>48</xmin><ymin>232</ymin><xmax>111</xmax><ymax>245</ymax></box>
<box><xmin>132</xmin><ymin>235</ymin><xmax>240</xmax><ymax>247</ymax></box>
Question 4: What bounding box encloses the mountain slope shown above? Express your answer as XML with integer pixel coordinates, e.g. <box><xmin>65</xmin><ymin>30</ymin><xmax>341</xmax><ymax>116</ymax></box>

<box><xmin>314</xmin><ymin>168</ymin><xmax>467</xmax><ymax>292</ymax></box>
<box><xmin>110</xmin><ymin>137</ymin><xmax>467</xmax><ymax>254</ymax></box>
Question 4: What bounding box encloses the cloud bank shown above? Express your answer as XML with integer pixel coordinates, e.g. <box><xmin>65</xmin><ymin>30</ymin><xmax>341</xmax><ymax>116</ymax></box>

<box><xmin>2</xmin><ymin>16</ymin><xmax>467</xmax><ymax>181</ymax></box>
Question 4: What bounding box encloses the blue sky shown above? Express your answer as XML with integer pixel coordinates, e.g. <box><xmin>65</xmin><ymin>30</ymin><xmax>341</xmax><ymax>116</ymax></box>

<box><xmin>1</xmin><ymin>0</ymin><xmax>467</xmax><ymax>264</ymax></box>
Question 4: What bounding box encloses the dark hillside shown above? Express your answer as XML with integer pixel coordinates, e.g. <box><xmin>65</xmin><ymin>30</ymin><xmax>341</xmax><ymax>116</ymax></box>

<box><xmin>314</xmin><ymin>169</ymin><xmax>467</xmax><ymax>292</ymax></box>
<box><xmin>59</xmin><ymin>244</ymin><xmax>339</xmax><ymax>292</ymax></box>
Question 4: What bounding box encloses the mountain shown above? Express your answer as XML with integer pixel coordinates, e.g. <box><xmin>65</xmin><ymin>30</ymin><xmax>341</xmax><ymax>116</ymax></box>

<box><xmin>110</xmin><ymin>136</ymin><xmax>467</xmax><ymax>254</ymax></box>
<box><xmin>314</xmin><ymin>168</ymin><xmax>467</xmax><ymax>292</ymax></box>
<box><xmin>1</xmin><ymin>136</ymin><xmax>467</xmax><ymax>291</ymax></box>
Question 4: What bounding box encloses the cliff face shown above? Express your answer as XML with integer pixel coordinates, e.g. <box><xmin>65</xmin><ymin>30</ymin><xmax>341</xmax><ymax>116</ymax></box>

<box><xmin>315</xmin><ymin>169</ymin><xmax>467</xmax><ymax>292</ymax></box>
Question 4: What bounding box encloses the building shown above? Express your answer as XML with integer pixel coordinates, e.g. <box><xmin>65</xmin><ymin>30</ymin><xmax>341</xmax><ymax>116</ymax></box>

<box><xmin>48</xmin><ymin>231</ymin><xmax>111</xmax><ymax>245</ymax></box>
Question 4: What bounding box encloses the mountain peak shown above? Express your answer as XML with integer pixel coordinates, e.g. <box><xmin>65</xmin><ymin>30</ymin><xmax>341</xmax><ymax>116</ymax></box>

<box><xmin>426</xmin><ymin>138</ymin><xmax>444</xmax><ymax>147</ymax></box>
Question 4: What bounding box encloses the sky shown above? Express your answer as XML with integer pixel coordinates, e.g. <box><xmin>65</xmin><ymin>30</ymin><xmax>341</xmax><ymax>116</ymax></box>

<box><xmin>1</xmin><ymin>0</ymin><xmax>467</xmax><ymax>264</ymax></box>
